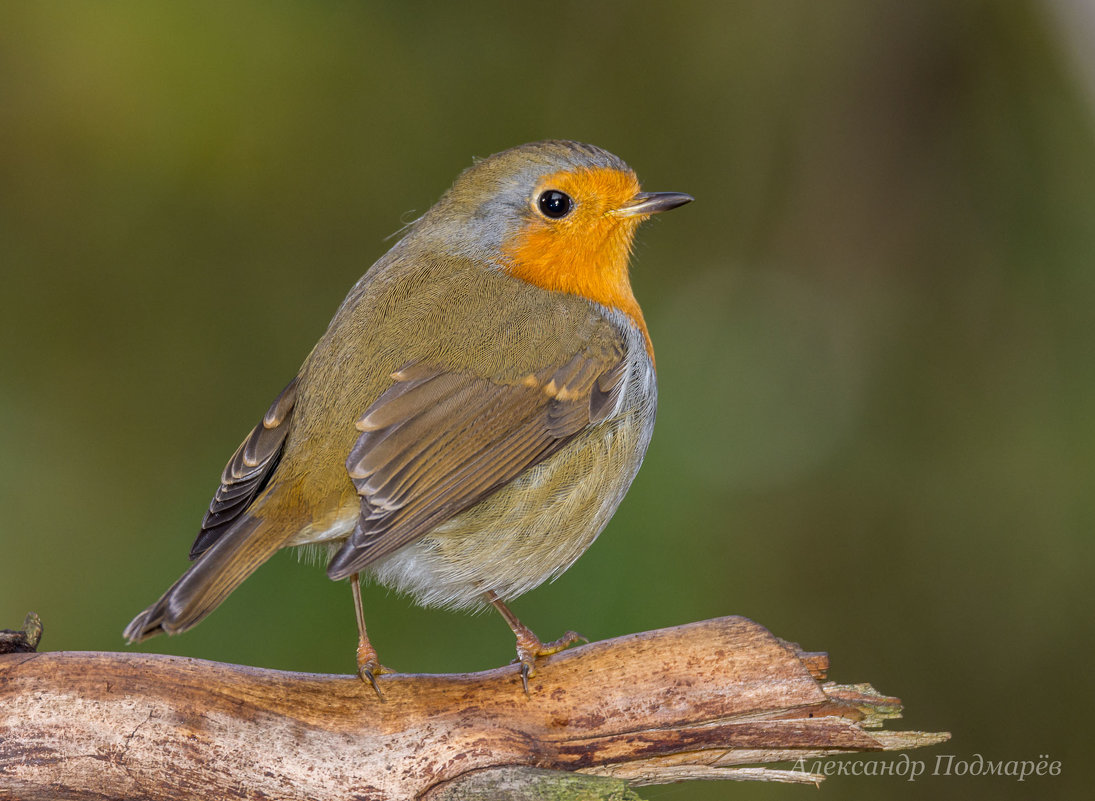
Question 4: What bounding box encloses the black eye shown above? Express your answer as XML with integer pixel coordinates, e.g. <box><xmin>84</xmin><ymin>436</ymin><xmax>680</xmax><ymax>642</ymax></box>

<box><xmin>538</xmin><ymin>190</ymin><xmax>573</xmax><ymax>219</ymax></box>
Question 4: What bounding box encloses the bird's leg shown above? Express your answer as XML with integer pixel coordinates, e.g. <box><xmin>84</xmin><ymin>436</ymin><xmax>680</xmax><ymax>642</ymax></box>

<box><xmin>485</xmin><ymin>590</ymin><xmax>586</xmax><ymax>695</ymax></box>
<box><xmin>350</xmin><ymin>574</ymin><xmax>390</xmax><ymax>701</ymax></box>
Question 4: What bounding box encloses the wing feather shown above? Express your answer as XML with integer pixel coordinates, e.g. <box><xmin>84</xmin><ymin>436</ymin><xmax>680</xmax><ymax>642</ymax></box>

<box><xmin>326</xmin><ymin>350</ymin><xmax>627</xmax><ymax>579</ymax></box>
<box><xmin>189</xmin><ymin>377</ymin><xmax>298</xmax><ymax>560</ymax></box>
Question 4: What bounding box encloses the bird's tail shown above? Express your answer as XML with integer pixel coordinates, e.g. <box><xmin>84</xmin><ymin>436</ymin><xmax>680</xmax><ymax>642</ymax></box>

<box><xmin>123</xmin><ymin>515</ymin><xmax>282</xmax><ymax>643</ymax></box>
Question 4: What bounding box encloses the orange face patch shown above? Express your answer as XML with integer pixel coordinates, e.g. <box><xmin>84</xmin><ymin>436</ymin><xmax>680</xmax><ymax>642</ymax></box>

<box><xmin>501</xmin><ymin>167</ymin><xmax>653</xmax><ymax>358</ymax></box>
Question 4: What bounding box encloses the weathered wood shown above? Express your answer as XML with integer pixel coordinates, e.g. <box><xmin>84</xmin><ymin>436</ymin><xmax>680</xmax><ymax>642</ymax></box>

<box><xmin>0</xmin><ymin>613</ymin><xmax>42</xmax><ymax>655</ymax></box>
<box><xmin>0</xmin><ymin>616</ymin><xmax>948</xmax><ymax>800</ymax></box>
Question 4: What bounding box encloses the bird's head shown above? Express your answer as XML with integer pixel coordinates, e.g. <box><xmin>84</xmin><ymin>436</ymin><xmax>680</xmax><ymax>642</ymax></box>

<box><xmin>411</xmin><ymin>140</ymin><xmax>692</xmax><ymax>343</ymax></box>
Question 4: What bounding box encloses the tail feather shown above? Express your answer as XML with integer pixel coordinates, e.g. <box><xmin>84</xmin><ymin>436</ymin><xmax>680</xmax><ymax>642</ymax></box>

<box><xmin>123</xmin><ymin>516</ymin><xmax>282</xmax><ymax>643</ymax></box>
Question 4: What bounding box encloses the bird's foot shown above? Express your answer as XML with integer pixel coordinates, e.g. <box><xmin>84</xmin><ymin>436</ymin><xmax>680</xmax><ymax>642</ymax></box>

<box><xmin>512</xmin><ymin>629</ymin><xmax>587</xmax><ymax>695</ymax></box>
<box><xmin>356</xmin><ymin>640</ymin><xmax>394</xmax><ymax>702</ymax></box>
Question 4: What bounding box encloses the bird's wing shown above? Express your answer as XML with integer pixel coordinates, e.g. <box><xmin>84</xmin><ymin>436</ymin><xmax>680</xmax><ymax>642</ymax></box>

<box><xmin>325</xmin><ymin>349</ymin><xmax>627</xmax><ymax>579</ymax></box>
<box><xmin>189</xmin><ymin>377</ymin><xmax>298</xmax><ymax>560</ymax></box>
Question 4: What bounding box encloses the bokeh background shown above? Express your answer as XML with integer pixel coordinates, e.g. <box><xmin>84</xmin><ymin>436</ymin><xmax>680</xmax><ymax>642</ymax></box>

<box><xmin>2</xmin><ymin>2</ymin><xmax>1092</xmax><ymax>799</ymax></box>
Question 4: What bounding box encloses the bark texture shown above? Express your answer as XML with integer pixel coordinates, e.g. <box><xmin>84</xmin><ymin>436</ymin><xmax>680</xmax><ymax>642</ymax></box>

<box><xmin>0</xmin><ymin>616</ymin><xmax>948</xmax><ymax>800</ymax></box>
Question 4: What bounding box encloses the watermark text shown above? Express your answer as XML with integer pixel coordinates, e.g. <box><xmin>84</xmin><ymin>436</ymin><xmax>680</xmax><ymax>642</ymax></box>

<box><xmin>792</xmin><ymin>753</ymin><xmax>1061</xmax><ymax>782</ymax></box>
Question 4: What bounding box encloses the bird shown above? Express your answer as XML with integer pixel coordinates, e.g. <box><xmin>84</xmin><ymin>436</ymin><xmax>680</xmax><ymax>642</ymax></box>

<box><xmin>123</xmin><ymin>140</ymin><xmax>692</xmax><ymax>697</ymax></box>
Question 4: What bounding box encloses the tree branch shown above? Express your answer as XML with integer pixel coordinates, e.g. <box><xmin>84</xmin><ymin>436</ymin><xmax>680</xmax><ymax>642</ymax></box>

<box><xmin>0</xmin><ymin>615</ymin><xmax>947</xmax><ymax>800</ymax></box>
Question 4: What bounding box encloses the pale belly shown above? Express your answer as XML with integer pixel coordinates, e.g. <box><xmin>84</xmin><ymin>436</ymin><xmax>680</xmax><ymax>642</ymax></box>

<box><xmin>368</xmin><ymin>408</ymin><xmax>651</xmax><ymax>610</ymax></box>
<box><xmin>292</xmin><ymin>402</ymin><xmax>652</xmax><ymax>610</ymax></box>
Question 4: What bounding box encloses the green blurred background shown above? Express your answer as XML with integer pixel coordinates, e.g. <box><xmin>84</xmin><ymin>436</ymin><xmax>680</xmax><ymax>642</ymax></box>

<box><xmin>2</xmin><ymin>2</ymin><xmax>1092</xmax><ymax>799</ymax></box>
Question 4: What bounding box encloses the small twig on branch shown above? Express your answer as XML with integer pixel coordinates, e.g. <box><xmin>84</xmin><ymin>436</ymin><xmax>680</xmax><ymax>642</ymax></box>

<box><xmin>0</xmin><ymin>612</ymin><xmax>42</xmax><ymax>654</ymax></box>
<box><xmin>0</xmin><ymin>615</ymin><xmax>948</xmax><ymax>801</ymax></box>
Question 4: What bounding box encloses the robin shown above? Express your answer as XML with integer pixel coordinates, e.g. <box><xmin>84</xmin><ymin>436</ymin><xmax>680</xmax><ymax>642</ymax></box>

<box><xmin>124</xmin><ymin>140</ymin><xmax>692</xmax><ymax>697</ymax></box>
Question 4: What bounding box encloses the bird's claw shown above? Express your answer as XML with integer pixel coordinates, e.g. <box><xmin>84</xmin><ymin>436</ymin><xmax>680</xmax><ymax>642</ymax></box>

<box><xmin>537</xmin><ymin>630</ymin><xmax>588</xmax><ymax>656</ymax></box>
<box><xmin>511</xmin><ymin>630</ymin><xmax>588</xmax><ymax>696</ymax></box>
<box><xmin>356</xmin><ymin>641</ymin><xmax>394</xmax><ymax>702</ymax></box>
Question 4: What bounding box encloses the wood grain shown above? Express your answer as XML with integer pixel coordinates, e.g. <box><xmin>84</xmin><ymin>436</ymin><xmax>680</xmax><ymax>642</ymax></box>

<box><xmin>0</xmin><ymin>616</ymin><xmax>948</xmax><ymax>800</ymax></box>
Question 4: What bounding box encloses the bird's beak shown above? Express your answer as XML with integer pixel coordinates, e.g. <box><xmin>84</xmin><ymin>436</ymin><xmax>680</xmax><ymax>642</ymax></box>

<box><xmin>611</xmin><ymin>191</ymin><xmax>694</xmax><ymax>218</ymax></box>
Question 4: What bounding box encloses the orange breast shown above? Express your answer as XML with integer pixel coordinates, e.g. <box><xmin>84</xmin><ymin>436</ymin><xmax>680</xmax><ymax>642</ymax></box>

<box><xmin>501</xmin><ymin>167</ymin><xmax>653</xmax><ymax>360</ymax></box>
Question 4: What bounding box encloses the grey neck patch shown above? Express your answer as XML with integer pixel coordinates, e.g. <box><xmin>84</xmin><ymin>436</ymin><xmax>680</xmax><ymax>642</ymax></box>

<box><xmin>400</xmin><ymin>140</ymin><xmax>634</xmax><ymax>266</ymax></box>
